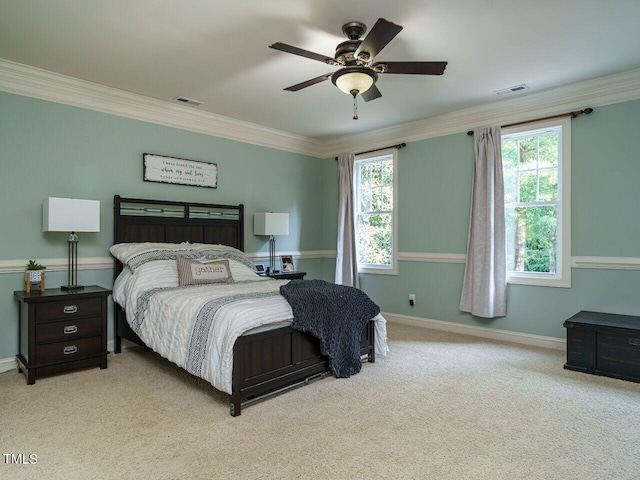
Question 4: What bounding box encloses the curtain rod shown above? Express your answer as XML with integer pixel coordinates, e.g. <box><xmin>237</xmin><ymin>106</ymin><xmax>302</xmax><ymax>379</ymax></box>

<box><xmin>466</xmin><ymin>108</ymin><xmax>593</xmax><ymax>136</ymax></box>
<box><xmin>334</xmin><ymin>143</ymin><xmax>406</xmax><ymax>160</ymax></box>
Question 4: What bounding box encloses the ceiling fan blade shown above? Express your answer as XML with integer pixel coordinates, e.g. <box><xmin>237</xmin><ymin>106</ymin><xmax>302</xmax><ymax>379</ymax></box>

<box><xmin>376</xmin><ymin>61</ymin><xmax>448</xmax><ymax>75</ymax></box>
<box><xmin>361</xmin><ymin>84</ymin><xmax>382</xmax><ymax>102</ymax></box>
<box><xmin>283</xmin><ymin>73</ymin><xmax>333</xmax><ymax>92</ymax></box>
<box><xmin>269</xmin><ymin>42</ymin><xmax>338</xmax><ymax>65</ymax></box>
<box><xmin>355</xmin><ymin>18</ymin><xmax>403</xmax><ymax>61</ymax></box>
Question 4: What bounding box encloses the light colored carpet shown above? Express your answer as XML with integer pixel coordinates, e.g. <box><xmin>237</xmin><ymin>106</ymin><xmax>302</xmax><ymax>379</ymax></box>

<box><xmin>1</xmin><ymin>322</ymin><xmax>639</xmax><ymax>480</ymax></box>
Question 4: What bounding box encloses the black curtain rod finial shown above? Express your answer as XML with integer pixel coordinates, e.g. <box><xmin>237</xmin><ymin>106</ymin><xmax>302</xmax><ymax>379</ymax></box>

<box><xmin>577</xmin><ymin>107</ymin><xmax>594</xmax><ymax>116</ymax></box>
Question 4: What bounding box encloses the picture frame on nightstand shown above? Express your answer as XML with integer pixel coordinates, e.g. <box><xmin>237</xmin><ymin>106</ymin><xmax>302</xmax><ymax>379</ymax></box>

<box><xmin>280</xmin><ymin>255</ymin><xmax>294</xmax><ymax>272</ymax></box>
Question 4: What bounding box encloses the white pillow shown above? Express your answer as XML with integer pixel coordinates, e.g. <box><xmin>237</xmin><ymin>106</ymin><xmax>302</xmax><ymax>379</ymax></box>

<box><xmin>110</xmin><ymin>242</ymin><xmax>255</xmax><ymax>271</ymax></box>
<box><xmin>112</xmin><ymin>266</ymin><xmax>133</xmax><ymax>307</ymax></box>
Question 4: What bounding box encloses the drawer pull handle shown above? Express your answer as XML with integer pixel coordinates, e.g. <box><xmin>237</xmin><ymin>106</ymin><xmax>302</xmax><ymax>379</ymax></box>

<box><xmin>63</xmin><ymin>325</ymin><xmax>78</xmax><ymax>335</ymax></box>
<box><xmin>63</xmin><ymin>305</ymin><xmax>78</xmax><ymax>314</ymax></box>
<box><xmin>63</xmin><ymin>345</ymin><xmax>78</xmax><ymax>355</ymax></box>
<box><xmin>629</xmin><ymin>338</ymin><xmax>640</xmax><ymax>347</ymax></box>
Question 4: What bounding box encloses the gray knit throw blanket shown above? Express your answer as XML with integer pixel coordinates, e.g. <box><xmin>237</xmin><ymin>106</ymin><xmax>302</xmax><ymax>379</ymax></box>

<box><xmin>280</xmin><ymin>279</ymin><xmax>380</xmax><ymax>378</ymax></box>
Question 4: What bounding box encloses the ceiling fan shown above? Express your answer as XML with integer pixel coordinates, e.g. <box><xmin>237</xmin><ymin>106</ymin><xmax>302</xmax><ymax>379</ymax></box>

<box><xmin>269</xmin><ymin>18</ymin><xmax>448</xmax><ymax>119</ymax></box>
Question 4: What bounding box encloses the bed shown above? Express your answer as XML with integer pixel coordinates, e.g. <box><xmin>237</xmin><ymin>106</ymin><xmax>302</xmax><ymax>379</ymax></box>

<box><xmin>111</xmin><ymin>195</ymin><xmax>387</xmax><ymax>416</ymax></box>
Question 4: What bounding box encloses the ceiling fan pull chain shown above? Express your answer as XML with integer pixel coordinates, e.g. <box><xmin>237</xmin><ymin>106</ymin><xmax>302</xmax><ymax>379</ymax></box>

<box><xmin>353</xmin><ymin>94</ymin><xmax>358</xmax><ymax>120</ymax></box>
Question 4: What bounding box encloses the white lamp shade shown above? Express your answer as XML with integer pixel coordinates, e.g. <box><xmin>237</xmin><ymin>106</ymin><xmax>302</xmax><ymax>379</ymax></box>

<box><xmin>43</xmin><ymin>197</ymin><xmax>100</xmax><ymax>232</ymax></box>
<box><xmin>254</xmin><ymin>213</ymin><xmax>289</xmax><ymax>236</ymax></box>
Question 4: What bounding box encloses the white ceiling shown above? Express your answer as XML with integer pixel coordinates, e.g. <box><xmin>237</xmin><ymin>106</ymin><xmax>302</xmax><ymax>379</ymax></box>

<box><xmin>2</xmin><ymin>0</ymin><xmax>640</xmax><ymax>141</ymax></box>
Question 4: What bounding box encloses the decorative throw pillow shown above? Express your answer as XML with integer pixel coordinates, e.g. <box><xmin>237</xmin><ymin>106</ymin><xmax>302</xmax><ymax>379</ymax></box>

<box><xmin>176</xmin><ymin>256</ymin><xmax>233</xmax><ymax>287</ymax></box>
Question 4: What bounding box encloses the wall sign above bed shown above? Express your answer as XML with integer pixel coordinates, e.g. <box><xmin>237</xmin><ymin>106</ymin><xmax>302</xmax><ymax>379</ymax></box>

<box><xmin>143</xmin><ymin>153</ymin><xmax>218</xmax><ymax>188</ymax></box>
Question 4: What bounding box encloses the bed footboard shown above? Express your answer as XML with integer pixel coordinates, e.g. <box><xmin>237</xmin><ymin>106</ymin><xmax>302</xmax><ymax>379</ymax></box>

<box><xmin>114</xmin><ymin>303</ymin><xmax>375</xmax><ymax>417</ymax></box>
<box><xmin>230</xmin><ymin>320</ymin><xmax>375</xmax><ymax>416</ymax></box>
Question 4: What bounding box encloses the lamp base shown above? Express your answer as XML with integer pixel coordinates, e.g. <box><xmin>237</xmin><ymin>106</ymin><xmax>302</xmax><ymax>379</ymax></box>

<box><xmin>64</xmin><ymin>233</ymin><xmax>82</xmax><ymax>292</ymax></box>
<box><xmin>269</xmin><ymin>235</ymin><xmax>276</xmax><ymax>273</ymax></box>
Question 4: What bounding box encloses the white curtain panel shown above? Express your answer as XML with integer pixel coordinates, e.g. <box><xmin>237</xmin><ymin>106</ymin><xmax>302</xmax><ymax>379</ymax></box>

<box><xmin>335</xmin><ymin>153</ymin><xmax>359</xmax><ymax>288</ymax></box>
<box><xmin>459</xmin><ymin>127</ymin><xmax>506</xmax><ymax>318</ymax></box>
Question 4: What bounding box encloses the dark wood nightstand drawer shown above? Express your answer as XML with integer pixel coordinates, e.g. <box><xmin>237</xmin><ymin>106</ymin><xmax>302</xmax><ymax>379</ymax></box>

<box><xmin>35</xmin><ymin>297</ymin><xmax>101</xmax><ymax>322</ymax></box>
<box><xmin>36</xmin><ymin>316</ymin><xmax>102</xmax><ymax>344</ymax></box>
<box><xmin>36</xmin><ymin>336</ymin><xmax>102</xmax><ymax>366</ymax></box>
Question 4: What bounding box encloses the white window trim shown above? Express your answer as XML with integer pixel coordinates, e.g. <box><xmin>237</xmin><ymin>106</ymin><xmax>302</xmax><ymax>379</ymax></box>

<box><xmin>354</xmin><ymin>148</ymin><xmax>398</xmax><ymax>275</ymax></box>
<box><xmin>502</xmin><ymin>117</ymin><xmax>571</xmax><ymax>288</ymax></box>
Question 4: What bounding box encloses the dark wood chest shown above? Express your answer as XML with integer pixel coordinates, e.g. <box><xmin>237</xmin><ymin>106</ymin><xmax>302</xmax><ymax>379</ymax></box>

<box><xmin>564</xmin><ymin>310</ymin><xmax>640</xmax><ymax>383</ymax></box>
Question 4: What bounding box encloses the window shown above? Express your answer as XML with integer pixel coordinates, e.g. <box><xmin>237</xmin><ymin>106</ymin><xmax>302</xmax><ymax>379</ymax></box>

<box><xmin>501</xmin><ymin>117</ymin><xmax>571</xmax><ymax>287</ymax></box>
<box><xmin>354</xmin><ymin>149</ymin><xmax>398</xmax><ymax>275</ymax></box>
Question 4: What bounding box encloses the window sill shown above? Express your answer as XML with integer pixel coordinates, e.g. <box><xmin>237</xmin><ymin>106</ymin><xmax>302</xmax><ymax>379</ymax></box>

<box><xmin>358</xmin><ymin>265</ymin><xmax>398</xmax><ymax>276</ymax></box>
<box><xmin>507</xmin><ymin>273</ymin><xmax>571</xmax><ymax>288</ymax></box>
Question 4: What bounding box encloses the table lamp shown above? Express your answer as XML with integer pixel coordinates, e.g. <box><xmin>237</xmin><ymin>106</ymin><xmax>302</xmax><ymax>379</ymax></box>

<box><xmin>43</xmin><ymin>197</ymin><xmax>100</xmax><ymax>290</ymax></box>
<box><xmin>254</xmin><ymin>212</ymin><xmax>289</xmax><ymax>273</ymax></box>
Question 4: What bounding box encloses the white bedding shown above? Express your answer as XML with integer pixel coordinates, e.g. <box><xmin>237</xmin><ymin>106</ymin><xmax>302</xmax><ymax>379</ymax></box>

<box><xmin>111</xmin><ymin>242</ymin><xmax>388</xmax><ymax>395</ymax></box>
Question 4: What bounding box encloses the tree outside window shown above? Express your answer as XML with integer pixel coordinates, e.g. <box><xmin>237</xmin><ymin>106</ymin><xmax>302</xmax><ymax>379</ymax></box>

<box><xmin>354</xmin><ymin>150</ymin><xmax>398</xmax><ymax>274</ymax></box>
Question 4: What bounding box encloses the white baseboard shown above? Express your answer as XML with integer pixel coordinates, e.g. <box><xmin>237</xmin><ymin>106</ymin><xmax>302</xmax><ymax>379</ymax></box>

<box><xmin>0</xmin><ymin>356</ymin><xmax>17</xmax><ymax>374</ymax></box>
<box><xmin>383</xmin><ymin>312</ymin><xmax>566</xmax><ymax>351</ymax></box>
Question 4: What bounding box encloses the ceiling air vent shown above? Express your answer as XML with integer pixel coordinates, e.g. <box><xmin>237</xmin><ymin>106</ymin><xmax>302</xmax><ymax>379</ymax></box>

<box><xmin>495</xmin><ymin>84</ymin><xmax>529</xmax><ymax>96</ymax></box>
<box><xmin>174</xmin><ymin>96</ymin><xmax>202</xmax><ymax>106</ymax></box>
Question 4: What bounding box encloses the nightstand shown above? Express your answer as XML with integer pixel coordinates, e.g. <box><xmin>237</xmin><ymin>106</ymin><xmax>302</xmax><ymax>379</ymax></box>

<box><xmin>263</xmin><ymin>271</ymin><xmax>306</xmax><ymax>280</ymax></box>
<box><xmin>14</xmin><ymin>285</ymin><xmax>111</xmax><ymax>384</ymax></box>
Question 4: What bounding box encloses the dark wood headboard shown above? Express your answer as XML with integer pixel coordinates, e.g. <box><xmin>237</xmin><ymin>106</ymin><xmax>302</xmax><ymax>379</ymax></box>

<box><xmin>113</xmin><ymin>195</ymin><xmax>244</xmax><ymax>277</ymax></box>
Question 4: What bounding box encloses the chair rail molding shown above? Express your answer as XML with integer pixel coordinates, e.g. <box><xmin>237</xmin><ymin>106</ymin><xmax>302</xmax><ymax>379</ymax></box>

<box><xmin>1</xmin><ymin>254</ymin><xmax>638</xmax><ymax>275</ymax></box>
<box><xmin>0</xmin><ymin>251</ymin><xmax>339</xmax><ymax>274</ymax></box>
<box><xmin>0</xmin><ymin>257</ymin><xmax>113</xmax><ymax>274</ymax></box>
<box><xmin>397</xmin><ymin>253</ymin><xmax>640</xmax><ymax>271</ymax></box>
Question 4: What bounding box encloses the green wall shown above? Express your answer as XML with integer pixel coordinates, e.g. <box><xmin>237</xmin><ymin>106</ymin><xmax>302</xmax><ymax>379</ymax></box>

<box><xmin>2</xmin><ymin>89</ymin><xmax>640</xmax><ymax>361</ymax></box>
<box><xmin>0</xmin><ymin>91</ymin><xmax>330</xmax><ymax>359</ymax></box>
<box><xmin>357</xmin><ymin>99</ymin><xmax>640</xmax><ymax>339</ymax></box>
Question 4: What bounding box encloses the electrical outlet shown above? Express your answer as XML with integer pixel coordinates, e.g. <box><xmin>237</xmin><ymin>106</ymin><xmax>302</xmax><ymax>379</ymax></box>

<box><xmin>409</xmin><ymin>294</ymin><xmax>415</xmax><ymax>306</ymax></box>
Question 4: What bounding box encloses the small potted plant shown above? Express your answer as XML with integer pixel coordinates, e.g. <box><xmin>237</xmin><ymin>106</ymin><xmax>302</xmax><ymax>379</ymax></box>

<box><xmin>26</xmin><ymin>260</ymin><xmax>46</xmax><ymax>285</ymax></box>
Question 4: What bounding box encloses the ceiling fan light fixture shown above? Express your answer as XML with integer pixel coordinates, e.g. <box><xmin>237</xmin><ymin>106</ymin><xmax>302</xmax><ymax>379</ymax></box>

<box><xmin>331</xmin><ymin>67</ymin><xmax>377</xmax><ymax>96</ymax></box>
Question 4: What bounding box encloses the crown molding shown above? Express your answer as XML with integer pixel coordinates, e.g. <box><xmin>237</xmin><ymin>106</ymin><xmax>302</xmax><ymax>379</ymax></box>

<box><xmin>0</xmin><ymin>59</ymin><xmax>325</xmax><ymax>158</ymax></box>
<box><xmin>321</xmin><ymin>67</ymin><xmax>640</xmax><ymax>157</ymax></box>
<box><xmin>2</xmin><ymin>59</ymin><xmax>640</xmax><ymax>159</ymax></box>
